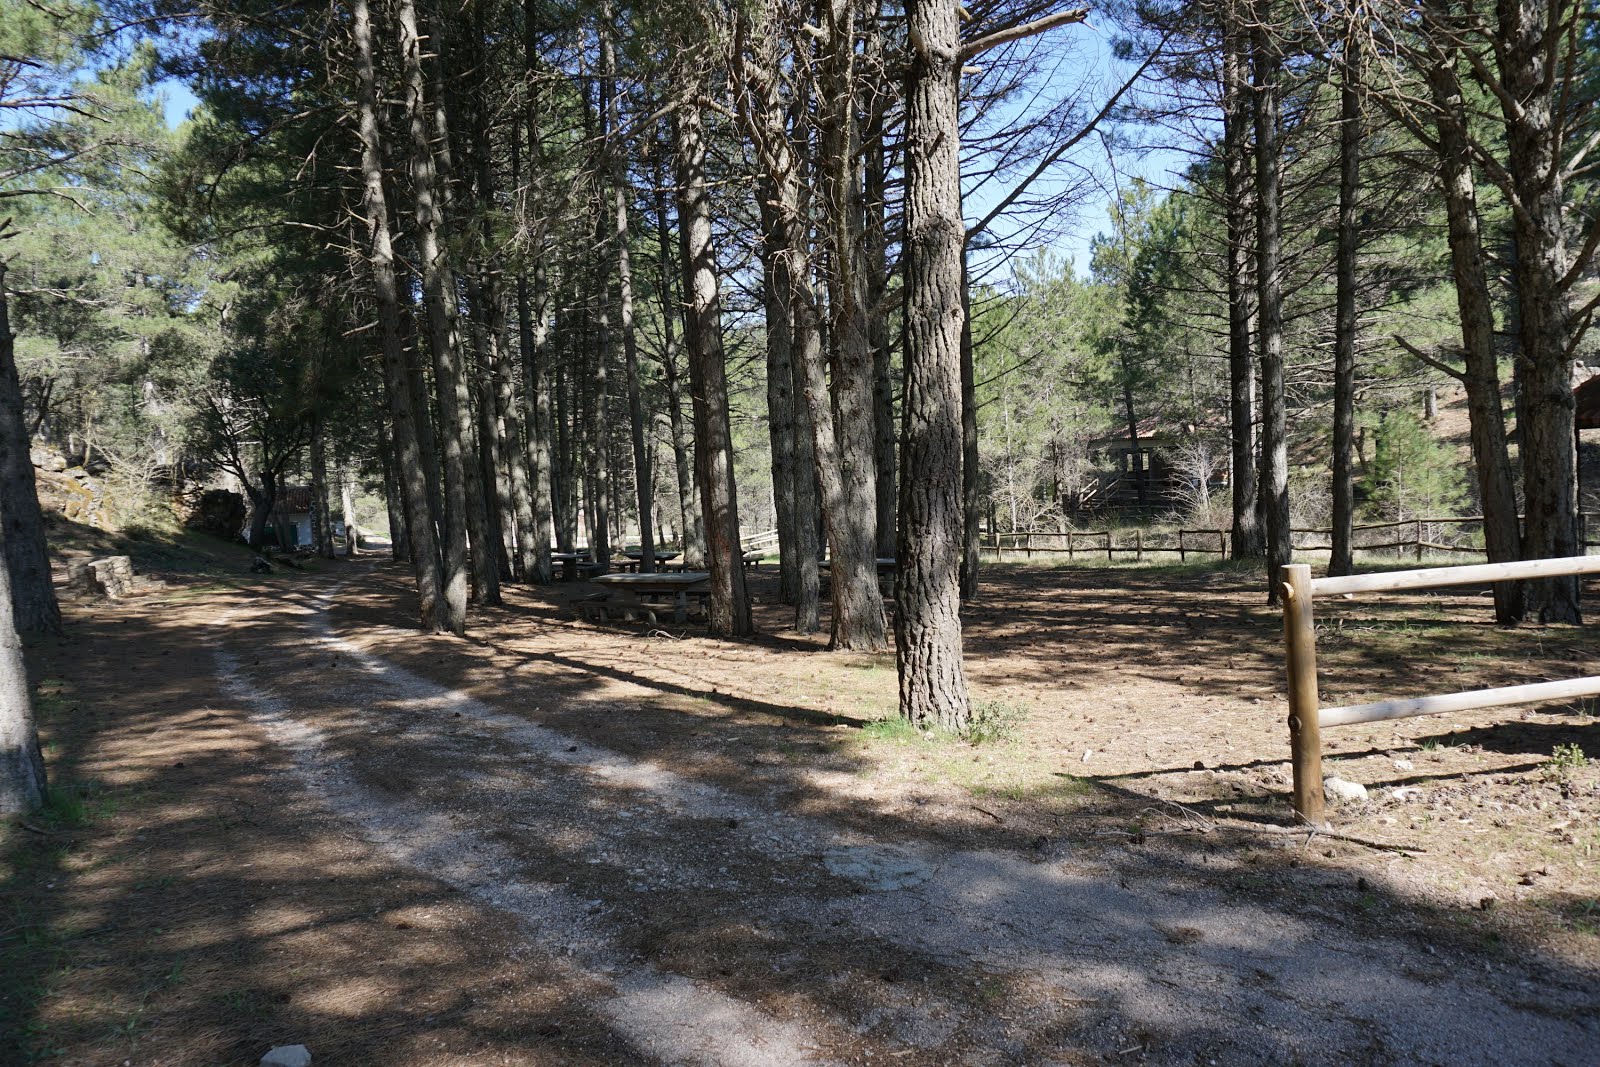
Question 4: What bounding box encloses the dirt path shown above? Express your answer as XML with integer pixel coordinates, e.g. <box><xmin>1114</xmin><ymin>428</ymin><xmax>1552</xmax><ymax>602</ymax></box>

<box><xmin>194</xmin><ymin>572</ymin><xmax>1596</xmax><ymax>1065</ymax></box>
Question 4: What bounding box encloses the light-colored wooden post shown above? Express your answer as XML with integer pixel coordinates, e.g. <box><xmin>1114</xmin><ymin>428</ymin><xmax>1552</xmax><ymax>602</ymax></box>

<box><xmin>1067</xmin><ymin>531</ymin><xmax>1074</xmax><ymax>560</ymax></box>
<box><xmin>1415</xmin><ymin>519</ymin><xmax>1424</xmax><ymax>561</ymax></box>
<box><xmin>1179</xmin><ymin>530</ymin><xmax>1186</xmax><ymax>563</ymax></box>
<box><xmin>1281</xmin><ymin>563</ymin><xmax>1326</xmax><ymax>827</ymax></box>
<box><xmin>1136</xmin><ymin>528</ymin><xmax>1143</xmax><ymax>561</ymax></box>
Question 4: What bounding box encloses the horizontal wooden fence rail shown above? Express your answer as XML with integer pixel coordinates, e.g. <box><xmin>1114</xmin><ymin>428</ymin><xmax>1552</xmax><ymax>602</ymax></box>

<box><xmin>984</xmin><ymin>513</ymin><xmax>1597</xmax><ymax>565</ymax></box>
<box><xmin>1280</xmin><ymin>554</ymin><xmax>1600</xmax><ymax>827</ymax></box>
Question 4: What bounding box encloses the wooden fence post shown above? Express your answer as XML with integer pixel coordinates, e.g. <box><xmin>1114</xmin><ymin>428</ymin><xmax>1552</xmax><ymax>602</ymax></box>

<box><xmin>1219</xmin><ymin>529</ymin><xmax>1227</xmax><ymax>560</ymax></box>
<box><xmin>1415</xmin><ymin>519</ymin><xmax>1424</xmax><ymax>561</ymax></box>
<box><xmin>1136</xmin><ymin>529</ymin><xmax>1143</xmax><ymax>562</ymax></box>
<box><xmin>1105</xmin><ymin>532</ymin><xmax>1113</xmax><ymax>561</ymax></box>
<box><xmin>1179</xmin><ymin>530</ymin><xmax>1186</xmax><ymax>563</ymax></box>
<box><xmin>1282</xmin><ymin>563</ymin><xmax>1326</xmax><ymax>828</ymax></box>
<box><xmin>1067</xmin><ymin>531</ymin><xmax>1074</xmax><ymax>560</ymax></box>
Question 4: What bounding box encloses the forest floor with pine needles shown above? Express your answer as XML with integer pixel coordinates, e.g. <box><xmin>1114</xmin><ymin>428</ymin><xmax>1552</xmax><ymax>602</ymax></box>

<box><xmin>3</xmin><ymin>543</ymin><xmax>1598</xmax><ymax>1065</ymax></box>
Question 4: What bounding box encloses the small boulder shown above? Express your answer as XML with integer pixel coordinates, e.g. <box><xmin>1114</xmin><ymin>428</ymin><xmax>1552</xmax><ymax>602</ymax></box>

<box><xmin>1324</xmin><ymin>776</ymin><xmax>1368</xmax><ymax>805</ymax></box>
<box><xmin>261</xmin><ymin>1046</ymin><xmax>312</xmax><ymax>1067</ymax></box>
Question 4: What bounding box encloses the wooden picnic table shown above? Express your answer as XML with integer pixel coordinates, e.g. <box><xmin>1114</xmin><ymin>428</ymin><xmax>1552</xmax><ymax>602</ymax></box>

<box><xmin>592</xmin><ymin>571</ymin><xmax>711</xmax><ymax>622</ymax></box>
<box><xmin>613</xmin><ymin>550</ymin><xmax>681</xmax><ymax>573</ymax></box>
<box><xmin>550</xmin><ymin>551</ymin><xmax>581</xmax><ymax>581</ymax></box>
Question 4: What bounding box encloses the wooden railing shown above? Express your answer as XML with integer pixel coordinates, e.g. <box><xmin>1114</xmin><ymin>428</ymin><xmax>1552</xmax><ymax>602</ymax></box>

<box><xmin>984</xmin><ymin>512</ymin><xmax>1596</xmax><ymax>564</ymax></box>
<box><xmin>740</xmin><ymin>529</ymin><xmax>780</xmax><ymax>554</ymax></box>
<box><xmin>1279</xmin><ymin>556</ymin><xmax>1600</xmax><ymax>827</ymax></box>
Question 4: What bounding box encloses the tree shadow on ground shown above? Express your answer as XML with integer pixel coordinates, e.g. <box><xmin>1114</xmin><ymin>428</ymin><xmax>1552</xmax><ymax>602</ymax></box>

<box><xmin>8</xmin><ymin>564</ymin><xmax>1598</xmax><ymax>1065</ymax></box>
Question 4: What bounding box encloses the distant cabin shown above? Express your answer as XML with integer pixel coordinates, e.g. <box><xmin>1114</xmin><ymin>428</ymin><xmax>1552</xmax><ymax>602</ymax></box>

<box><xmin>259</xmin><ymin>485</ymin><xmax>344</xmax><ymax>548</ymax></box>
<box><xmin>1081</xmin><ymin>420</ymin><xmax>1226</xmax><ymax>511</ymax></box>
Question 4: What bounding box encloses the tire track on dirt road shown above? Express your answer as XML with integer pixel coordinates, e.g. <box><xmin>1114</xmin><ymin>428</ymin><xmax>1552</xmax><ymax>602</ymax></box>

<box><xmin>215</xmin><ymin>578</ymin><xmax>1600</xmax><ymax>1066</ymax></box>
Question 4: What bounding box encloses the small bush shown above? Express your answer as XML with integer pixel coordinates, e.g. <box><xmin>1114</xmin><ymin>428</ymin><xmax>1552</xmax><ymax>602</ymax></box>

<box><xmin>964</xmin><ymin>700</ymin><xmax>1028</xmax><ymax>745</ymax></box>
<box><xmin>1548</xmin><ymin>742</ymin><xmax>1589</xmax><ymax>778</ymax></box>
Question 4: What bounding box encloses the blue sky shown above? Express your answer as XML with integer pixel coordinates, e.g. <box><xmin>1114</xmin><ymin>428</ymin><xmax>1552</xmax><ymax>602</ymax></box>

<box><xmin>157</xmin><ymin>77</ymin><xmax>200</xmax><ymax>128</ymax></box>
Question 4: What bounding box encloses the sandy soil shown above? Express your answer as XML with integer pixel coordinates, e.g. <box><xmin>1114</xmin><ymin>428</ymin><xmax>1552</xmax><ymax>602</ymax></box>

<box><xmin>4</xmin><ymin>556</ymin><xmax>1598</xmax><ymax>1066</ymax></box>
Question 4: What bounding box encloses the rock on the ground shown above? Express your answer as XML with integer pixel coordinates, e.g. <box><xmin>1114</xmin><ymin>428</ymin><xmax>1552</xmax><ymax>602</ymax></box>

<box><xmin>822</xmin><ymin>845</ymin><xmax>933</xmax><ymax>891</ymax></box>
<box><xmin>260</xmin><ymin>1045</ymin><xmax>312</xmax><ymax>1067</ymax></box>
<box><xmin>1324</xmin><ymin>776</ymin><xmax>1368</xmax><ymax>804</ymax></box>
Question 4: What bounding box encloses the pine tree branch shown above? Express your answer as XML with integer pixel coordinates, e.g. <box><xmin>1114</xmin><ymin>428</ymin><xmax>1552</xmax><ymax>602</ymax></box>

<box><xmin>957</xmin><ymin>8</ymin><xmax>1089</xmax><ymax>64</ymax></box>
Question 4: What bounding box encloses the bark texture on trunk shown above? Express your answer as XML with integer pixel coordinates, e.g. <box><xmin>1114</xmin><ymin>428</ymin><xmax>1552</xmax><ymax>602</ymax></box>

<box><xmin>864</xmin><ymin>11</ymin><xmax>896</xmax><ymax>561</ymax></box>
<box><xmin>397</xmin><ymin>0</ymin><xmax>486</xmax><ymax>630</ymax></box>
<box><xmin>1328</xmin><ymin>32</ymin><xmax>1361</xmax><ymax>578</ymax></box>
<box><xmin>309</xmin><ymin>413</ymin><xmax>336</xmax><ymax>559</ymax></box>
<box><xmin>353</xmin><ymin>0</ymin><xmax>445</xmax><ymax>630</ymax></box>
<box><xmin>1421</xmin><ymin>23</ymin><xmax>1524</xmax><ymax>622</ymax></box>
<box><xmin>959</xmin><ymin>260</ymin><xmax>981</xmax><ymax>600</ymax></box>
<box><xmin>0</xmin><ymin>264</ymin><xmax>60</xmax><ymax>634</ymax></box>
<box><xmin>516</xmin><ymin>42</ymin><xmax>556</xmax><ymax>582</ymax></box>
<box><xmin>760</xmin><ymin>186</ymin><xmax>801</xmax><ymax>605</ymax></box>
<box><xmin>1494</xmin><ymin>0</ymin><xmax>1580</xmax><ymax>622</ymax></box>
<box><xmin>376</xmin><ymin>413</ymin><xmax>406</xmax><ymax>561</ymax></box>
<box><xmin>819</xmin><ymin>0</ymin><xmax>887</xmax><ymax>649</ymax></box>
<box><xmin>0</xmin><ymin>512</ymin><xmax>45</xmax><ymax>813</ymax></box>
<box><xmin>340</xmin><ymin>470</ymin><xmax>359</xmax><ymax>556</ymax></box>
<box><xmin>603</xmin><ymin>16</ymin><xmax>654</xmax><ymax>573</ymax></box>
<box><xmin>1222</xmin><ymin>0</ymin><xmax>1261</xmax><ymax>562</ymax></box>
<box><xmin>898</xmin><ymin>0</ymin><xmax>971</xmax><ymax>731</ymax></box>
<box><xmin>674</xmin><ymin>103</ymin><xmax>752</xmax><ymax>637</ymax></box>
<box><xmin>1252</xmin><ymin>9</ymin><xmax>1292</xmax><ymax>604</ymax></box>
<box><xmin>654</xmin><ymin>155</ymin><xmax>704</xmax><ymax>567</ymax></box>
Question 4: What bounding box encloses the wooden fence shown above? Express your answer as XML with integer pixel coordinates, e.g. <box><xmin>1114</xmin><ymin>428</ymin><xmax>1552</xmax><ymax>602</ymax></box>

<box><xmin>1279</xmin><ymin>555</ymin><xmax>1600</xmax><ymax>827</ymax></box>
<box><xmin>985</xmin><ymin>513</ymin><xmax>1596</xmax><ymax>563</ymax></box>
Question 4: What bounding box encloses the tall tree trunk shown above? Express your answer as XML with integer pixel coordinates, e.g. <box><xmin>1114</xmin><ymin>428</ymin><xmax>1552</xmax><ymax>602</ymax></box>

<box><xmin>898</xmin><ymin>0</ymin><xmax>971</xmax><ymax>731</ymax></box>
<box><xmin>518</xmin><ymin>4</ymin><xmax>556</xmax><ymax>581</ymax></box>
<box><xmin>789</xmin><ymin>311</ymin><xmax>823</xmax><ymax>635</ymax></box>
<box><xmin>819</xmin><ymin>0</ymin><xmax>887</xmax><ymax>648</ymax></box>
<box><xmin>354</xmin><ymin>0</ymin><xmax>445</xmax><ymax>630</ymax></box>
<box><xmin>0</xmin><ymin>509</ymin><xmax>45</xmax><ymax>813</ymax></box>
<box><xmin>602</xmin><ymin>13</ymin><xmax>654</xmax><ymax>573</ymax></box>
<box><xmin>1252</xmin><ymin>8</ymin><xmax>1292</xmax><ymax>604</ymax></box>
<box><xmin>1421</xmin><ymin>14</ymin><xmax>1523</xmax><ymax>622</ymax></box>
<box><xmin>309</xmin><ymin>412</ymin><xmax>336</xmax><ymax>559</ymax></box>
<box><xmin>1328</xmin><ymin>30</ymin><xmax>1361</xmax><ymax>578</ymax></box>
<box><xmin>1495</xmin><ymin>0</ymin><xmax>1580</xmax><ymax>622</ymax></box>
<box><xmin>653</xmin><ymin>166</ymin><xmax>704</xmax><ymax>565</ymax></box>
<box><xmin>375</xmin><ymin>410</ymin><xmax>407</xmax><ymax>562</ymax></box>
<box><xmin>959</xmin><ymin>257</ymin><xmax>981</xmax><ymax>600</ymax></box>
<box><xmin>584</xmin><ymin>70</ymin><xmax>613</xmax><ymax>569</ymax></box>
<box><xmin>0</xmin><ymin>264</ymin><xmax>60</xmax><ymax>634</ymax></box>
<box><xmin>760</xmin><ymin>185</ymin><xmax>801</xmax><ymax>604</ymax></box>
<box><xmin>554</xmin><ymin>349</ymin><xmax>577</xmax><ymax>552</ymax></box>
<box><xmin>341</xmin><ymin>468</ymin><xmax>359</xmax><ymax>556</ymax></box>
<box><xmin>393</xmin><ymin>0</ymin><xmax>480</xmax><ymax>630</ymax></box>
<box><xmin>740</xmin><ymin>30</ymin><xmax>823</xmax><ymax>633</ymax></box>
<box><xmin>1222</xmin><ymin>0</ymin><xmax>1262</xmax><ymax>561</ymax></box>
<box><xmin>1120</xmin><ymin>353</ymin><xmax>1144</xmax><ymax>505</ymax></box>
<box><xmin>400</xmin><ymin>303</ymin><xmax>446</xmax><ymax>529</ymax></box>
<box><xmin>673</xmin><ymin>103</ymin><xmax>752</xmax><ymax>637</ymax></box>
<box><xmin>470</xmin><ymin>302</ymin><xmax>514</xmax><ymax>581</ymax></box>
<box><xmin>864</xmin><ymin>4</ymin><xmax>896</xmax><ymax>561</ymax></box>
<box><xmin>512</xmin><ymin>117</ymin><xmax>554</xmax><ymax>581</ymax></box>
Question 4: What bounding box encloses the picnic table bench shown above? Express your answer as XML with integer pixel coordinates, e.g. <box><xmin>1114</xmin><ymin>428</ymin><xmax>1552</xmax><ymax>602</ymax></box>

<box><xmin>587</xmin><ymin>571</ymin><xmax>711</xmax><ymax>623</ymax></box>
